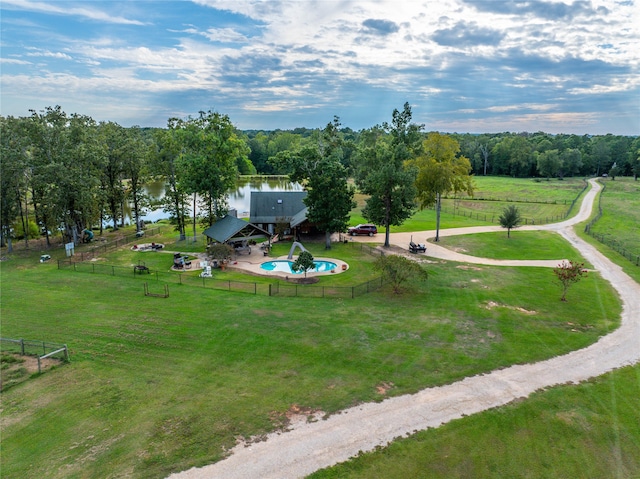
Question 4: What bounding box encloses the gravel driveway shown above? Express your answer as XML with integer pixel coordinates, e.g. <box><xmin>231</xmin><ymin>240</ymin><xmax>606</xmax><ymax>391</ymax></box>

<box><xmin>168</xmin><ymin>179</ymin><xmax>640</xmax><ymax>479</ymax></box>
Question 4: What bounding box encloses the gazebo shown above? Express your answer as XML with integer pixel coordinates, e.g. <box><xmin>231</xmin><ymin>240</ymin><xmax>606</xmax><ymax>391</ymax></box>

<box><xmin>202</xmin><ymin>215</ymin><xmax>271</xmax><ymax>252</ymax></box>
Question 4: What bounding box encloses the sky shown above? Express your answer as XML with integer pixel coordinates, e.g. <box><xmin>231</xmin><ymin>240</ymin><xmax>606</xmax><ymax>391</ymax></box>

<box><xmin>1</xmin><ymin>0</ymin><xmax>639</xmax><ymax>135</ymax></box>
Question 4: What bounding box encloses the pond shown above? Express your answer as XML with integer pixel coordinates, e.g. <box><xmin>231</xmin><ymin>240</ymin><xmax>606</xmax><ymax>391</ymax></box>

<box><xmin>121</xmin><ymin>176</ymin><xmax>302</xmax><ymax>225</ymax></box>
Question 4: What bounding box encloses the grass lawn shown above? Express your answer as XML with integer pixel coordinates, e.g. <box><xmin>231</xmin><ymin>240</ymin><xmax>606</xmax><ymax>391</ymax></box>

<box><xmin>1</xmin><ymin>176</ymin><xmax>635</xmax><ymax>479</ymax></box>
<box><xmin>0</xmin><ymin>247</ymin><xmax>621</xmax><ymax>478</ymax></box>
<box><xmin>351</xmin><ymin>176</ymin><xmax>587</xmax><ymax>233</ymax></box>
<box><xmin>590</xmin><ymin>177</ymin><xmax>640</xmax><ymax>258</ymax></box>
<box><xmin>470</xmin><ymin>176</ymin><xmax>587</xmax><ymax>203</ymax></box>
<box><xmin>435</xmin><ymin>230</ymin><xmax>591</xmax><ymax>264</ymax></box>
<box><xmin>309</xmin><ymin>177</ymin><xmax>640</xmax><ymax>479</ymax></box>
<box><xmin>310</xmin><ymin>364</ymin><xmax>640</xmax><ymax>479</ymax></box>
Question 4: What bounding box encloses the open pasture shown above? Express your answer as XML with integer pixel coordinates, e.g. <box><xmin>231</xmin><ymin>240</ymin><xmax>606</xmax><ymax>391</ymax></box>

<box><xmin>0</xmin><ymin>240</ymin><xmax>621</xmax><ymax>478</ymax></box>
<box><xmin>1</xmin><ymin>176</ymin><xmax>636</xmax><ymax>479</ymax></box>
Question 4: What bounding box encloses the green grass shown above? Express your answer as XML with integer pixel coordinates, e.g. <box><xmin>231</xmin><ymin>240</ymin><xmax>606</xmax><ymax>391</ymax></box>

<box><xmin>439</xmin><ymin>176</ymin><xmax>587</xmax><ymax>226</ymax></box>
<box><xmin>351</xmin><ymin>177</ymin><xmax>587</xmax><ymax>233</ymax></box>
<box><xmin>470</xmin><ymin>176</ymin><xmax>587</xmax><ymax>203</ymax></box>
<box><xmin>590</xmin><ymin>177</ymin><xmax>640</xmax><ymax>258</ymax></box>
<box><xmin>310</xmin><ymin>364</ymin><xmax>640</xmax><ymax>479</ymax></box>
<box><xmin>1</xmin><ymin>176</ymin><xmax>635</xmax><ymax>479</ymax></box>
<box><xmin>0</xmin><ymin>249</ymin><xmax>621</xmax><ymax>478</ymax></box>
<box><xmin>308</xmin><ymin>177</ymin><xmax>640</xmax><ymax>479</ymax></box>
<box><xmin>436</xmin><ymin>231</ymin><xmax>590</xmax><ymax>263</ymax></box>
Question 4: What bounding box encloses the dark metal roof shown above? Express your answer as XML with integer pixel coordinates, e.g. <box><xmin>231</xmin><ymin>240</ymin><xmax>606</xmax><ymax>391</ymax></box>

<box><xmin>202</xmin><ymin>215</ymin><xmax>270</xmax><ymax>243</ymax></box>
<box><xmin>250</xmin><ymin>191</ymin><xmax>308</xmax><ymax>225</ymax></box>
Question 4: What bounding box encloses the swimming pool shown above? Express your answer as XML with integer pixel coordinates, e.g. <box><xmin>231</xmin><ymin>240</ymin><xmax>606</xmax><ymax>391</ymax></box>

<box><xmin>260</xmin><ymin>260</ymin><xmax>338</xmax><ymax>274</ymax></box>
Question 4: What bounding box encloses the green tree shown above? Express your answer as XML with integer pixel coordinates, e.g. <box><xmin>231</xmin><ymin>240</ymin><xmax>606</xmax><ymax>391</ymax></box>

<box><xmin>272</xmin><ymin>118</ymin><xmax>356</xmax><ymax>249</ymax></box>
<box><xmin>291</xmin><ymin>250</ymin><xmax>316</xmax><ymax>278</ymax></box>
<box><xmin>590</xmin><ymin>138</ymin><xmax>611</xmax><ymax>176</ymax></box>
<box><xmin>631</xmin><ymin>138</ymin><xmax>640</xmax><ymax>180</ymax></box>
<box><xmin>374</xmin><ymin>254</ymin><xmax>428</xmax><ymax>294</ymax></box>
<box><xmin>355</xmin><ymin>103</ymin><xmax>421</xmax><ymax>248</ymax></box>
<box><xmin>608</xmin><ymin>162</ymin><xmax>621</xmax><ymax>180</ymax></box>
<box><xmin>410</xmin><ymin>132</ymin><xmax>474</xmax><ymax>241</ymax></box>
<box><xmin>560</xmin><ymin>148</ymin><xmax>583</xmax><ymax>178</ymax></box>
<box><xmin>499</xmin><ymin>204</ymin><xmax>522</xmax><ymax>238</ymax></box>
<box><xmin>122</xmin><ymin>126</ymin><xmax>151</xmax><ymax>233</ymax></box>
<box><xmin>152</xmin><ymin>123</ymin><xmax>188</xmax><ymax>240</ymax></box>
<box><xmin>554</xmin><ymin>260</ymin><xmax>588</xmax><ymax>302</ymax></box>
<box><xmin>0</xmin><ymin>116</ymin><xmax>28</xmax><ymax>252</ymax></box>
<box><xmin>175</xmin><ymin>110</ymin><xmax>248</xmax><ymax>230</ymax></box>
<box><xmin>98</xmin><ymin>122</ymin><xmax>126</xmax><ymax>230</ymax></box>
<box><xmin>26</xmin><ymin>106</ymin><xmax>102</xmax><ymax>245</ymax></box>
<box><xmin>537</xmin><ymin>149</ymin><xmax>561</xmax><ymax>179</ymax></box>
<box><xmin>247</xmin><ymin>131</ymin><xmax>271</xmax><ymax>173</ymax></box>
<box><xmin>206</xmin><ymin>242</ymin><xmax>234</xmax><ymax>263</ymax></box>
<box><xmin>491</xmin><ymin>135</ymin><xmax>534</xmax><ymax>177</ymax></box>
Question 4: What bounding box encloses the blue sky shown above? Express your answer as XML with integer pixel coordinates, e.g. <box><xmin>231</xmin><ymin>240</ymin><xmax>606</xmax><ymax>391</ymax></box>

<box><xmin>1</xmin><ymin>0</ymin><xmax>639</xmax><ymax>134</ymax></box>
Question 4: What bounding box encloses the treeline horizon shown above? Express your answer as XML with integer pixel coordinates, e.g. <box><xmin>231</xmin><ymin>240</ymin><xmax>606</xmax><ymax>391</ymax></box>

<box><xmin>2</xmin><ymin>105</ymin><xmax>639</xmax><ymax>252</ymax></box>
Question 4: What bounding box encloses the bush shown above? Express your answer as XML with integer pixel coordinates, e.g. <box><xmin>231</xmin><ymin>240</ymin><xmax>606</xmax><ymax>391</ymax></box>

<box><xmin>10</xmin><ymin>219</ymin><xmax>40</xmax><ymax>240</ymax></box>
<box><xmin>374</xmin><ymin>254</ymin><xmax>428</xmax><ymax>294</ymax></box>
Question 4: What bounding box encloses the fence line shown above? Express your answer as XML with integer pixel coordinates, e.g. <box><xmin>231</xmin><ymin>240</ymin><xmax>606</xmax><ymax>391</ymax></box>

<box><xmin>441</xmin><ymin>179</ymin><xmax>588</xmax><ymax>225</ymax></box>
<box><xmin>57</xmin><ymin>257</ymin><xmax>388</xmax><ymax>299</ymax></box>
<box><xmin>67</xmin><ymin>226</ymin><xmax>164</xmax><ymax>263</ymax></box>
<box><xmin>584</xmin><ymin>182</ymin><xmax>639</xmax><ymax>266</ymax></box>
<box><xmin>444</xmin><ymin>195</ymin><xmax>571</xmax><ymax>204</ymax></box>
<box><xmin>269</xmin><ymin>277</ymin><xmax>386</xmax><ymax>299</ymax></box>
<box><xmin>1</xmin><ymin>337</ymin><xmax>70</xmax><ymax>373</ymax></box>
<box><xmin>434</xmin><ymin>206</ymin><xmax>571</xmax><ymax>225</ymax></box>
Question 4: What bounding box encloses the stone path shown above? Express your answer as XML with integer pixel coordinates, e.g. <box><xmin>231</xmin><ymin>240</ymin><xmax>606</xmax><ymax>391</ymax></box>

<box><xmin>168</xmin><ymin>178</ymin><xmax>640</xmax><ymax>479</ymax></box>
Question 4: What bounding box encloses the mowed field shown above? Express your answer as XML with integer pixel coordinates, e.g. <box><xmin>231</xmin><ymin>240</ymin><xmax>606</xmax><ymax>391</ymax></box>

<box><xmin>1</xmin><ymin>176</ymin><xmax>638</xmax><ymax>479</ymax></box>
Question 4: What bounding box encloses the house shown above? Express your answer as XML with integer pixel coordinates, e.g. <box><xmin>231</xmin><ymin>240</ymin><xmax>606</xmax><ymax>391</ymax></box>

<box><xmin>249</xmin><ymin>191</ymin><xmax>310</xmax><ymax>237</ymax></box>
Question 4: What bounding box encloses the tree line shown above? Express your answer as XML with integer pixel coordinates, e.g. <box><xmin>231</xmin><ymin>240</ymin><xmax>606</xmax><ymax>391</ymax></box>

<box><xmin>2</xmin><ymin>104</ymin><xmax>639</xmax><ymax>252</ymax></box>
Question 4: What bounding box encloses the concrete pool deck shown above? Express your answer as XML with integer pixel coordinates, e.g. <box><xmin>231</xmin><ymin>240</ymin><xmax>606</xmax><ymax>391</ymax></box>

<box><xmin>225</xmin><ymin>246</ymin><xmax>348</xmax><ymax>279</ymax></box>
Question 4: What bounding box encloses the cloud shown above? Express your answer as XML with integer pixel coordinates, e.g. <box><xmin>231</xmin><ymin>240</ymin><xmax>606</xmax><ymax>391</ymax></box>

<box><xmin>459</xmin><ymin>103</ymin><xmax>559</xmax><ymax>114</ymax></box>
<box><xmin>361</xmin><ymin>18</ymin><xmax>400</xmax><ymax>35</ymax></box>
<box><xmin>169</xmin><ymin>25</ymin><xmax>252</xmax><ymax>44</ymax></box>
<box><xmin>25</xmin><ymin>49</ymin><xmax>73</xmax><ymax>60</ymax></box>
<box><xmin>1</xmin><ymin>0</ymin><xmax>638</xmax><ymax>134</ymax></box>
<box><xmin>0</xmin><ymin>57</ymin><xmax>32</xmax><ymax>65</ymax></box>
<box><xmin>1</xmin><ymin>0</ymin><xmax>145</xmax><ymax>25</ymax></box>
<box><xmin>432</xmin><ymin>21</ymin><xmax>505</xmax><ymax>47</ymax></box>
<box><xmin>462</xmin><ymin>0</ymin><xmax>606</xmax><ymax>20</ymax></box>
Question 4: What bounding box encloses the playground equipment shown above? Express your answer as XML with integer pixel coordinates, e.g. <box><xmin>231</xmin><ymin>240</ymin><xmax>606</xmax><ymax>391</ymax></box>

<box><xmin>173</xmin><ymin>253</ymin><xmax>191</xmax><ymax>269</ymax></box>
<box><xmin>134</xmin><ymin>261</ymin><xmax>150</xmax><ymax>274</ymax></box>
<box><xmin>200</xmin><ymin>261</ymin><xmax>213</xmax><ymax>278</ymax></box>
<box><xmin>287</xmin><ymin>241</ymin><xmax>309</xmax><ymax>260</ymax></box>
<box><xmin>144</xmin><ymin>283</ymin><xmax>169</xmax><ymax>298</ymax></box>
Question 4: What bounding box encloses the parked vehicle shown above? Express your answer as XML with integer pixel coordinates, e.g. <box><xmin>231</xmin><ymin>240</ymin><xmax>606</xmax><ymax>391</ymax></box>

<box><xmin>348</xmin><ymin>224</ymin><xmax>377</xmax><ymax>236</ymax></box>
<box><xmin>409</xmin><ymin>241</ymin><xmax>426</xmax><ymax>253</ymax></box>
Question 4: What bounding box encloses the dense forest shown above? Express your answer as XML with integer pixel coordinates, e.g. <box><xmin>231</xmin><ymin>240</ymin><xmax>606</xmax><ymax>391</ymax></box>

<box><xmin>2</xmin><ymin>105</ymin><xmax>639</xmax><ymax>251</ymax></box>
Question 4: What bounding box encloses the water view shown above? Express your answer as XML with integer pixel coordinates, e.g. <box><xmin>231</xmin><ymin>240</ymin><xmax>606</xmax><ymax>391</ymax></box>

<box><xmin>122</xmin><ymin>176</ymin><xmax>302</xmax><ymax>224</ymax></box>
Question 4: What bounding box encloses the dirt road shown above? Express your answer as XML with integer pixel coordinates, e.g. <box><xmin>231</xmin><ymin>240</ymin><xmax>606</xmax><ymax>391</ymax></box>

<box><xmin>168</xmin><ymin>179</ymin><xmax>640</xmax><ymax>479</ymax></box>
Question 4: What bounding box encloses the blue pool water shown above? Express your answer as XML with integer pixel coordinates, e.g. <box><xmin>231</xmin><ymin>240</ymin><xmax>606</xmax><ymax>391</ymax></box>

<box><xmin>260</xmin><ymin>260</ymin><xmax>338</xmax><ymax>274</ymax></box>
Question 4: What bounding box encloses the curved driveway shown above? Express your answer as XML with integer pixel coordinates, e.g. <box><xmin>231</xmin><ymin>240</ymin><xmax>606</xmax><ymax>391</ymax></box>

<box><xmin>169</xmin><ymin>178</ymin><xmax>640</xmax><ymax>479</ymax></box>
